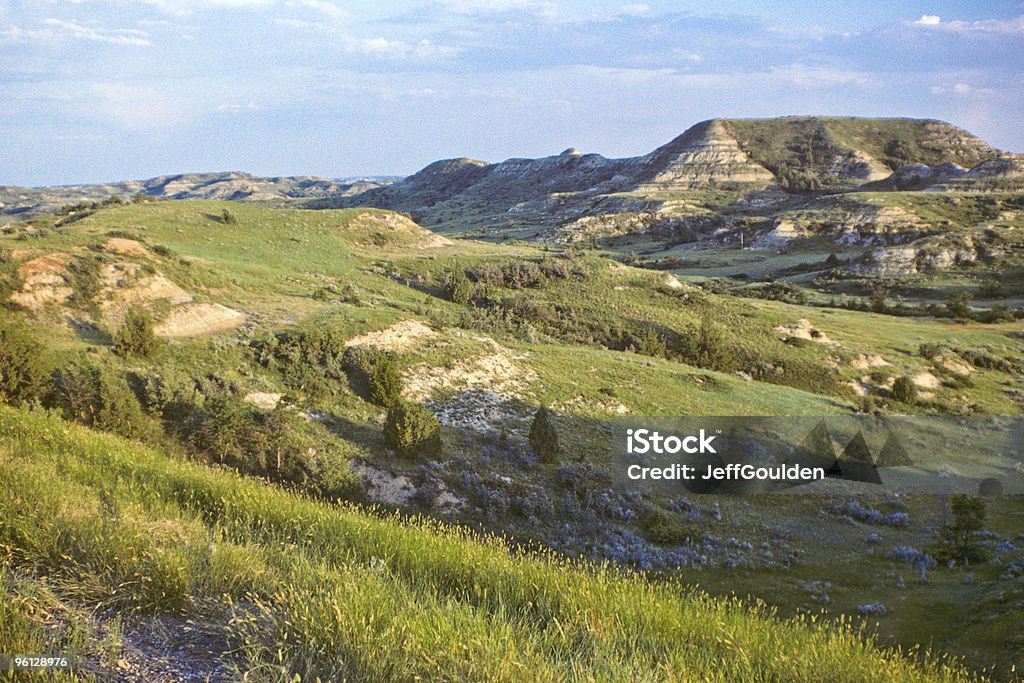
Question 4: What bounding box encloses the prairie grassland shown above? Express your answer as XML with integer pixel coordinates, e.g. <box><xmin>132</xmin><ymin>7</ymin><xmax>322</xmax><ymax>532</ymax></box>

<box><xmin>0</xmin><ymin>406</ymin><xmax>979</xmax><ymax>682</ymax></box>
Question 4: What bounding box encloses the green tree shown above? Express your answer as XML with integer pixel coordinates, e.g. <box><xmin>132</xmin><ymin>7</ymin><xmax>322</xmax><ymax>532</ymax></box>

<box><xmin>631</xmin><ymin>325</ymin><xmax>667</xmax><ymax>359</ymax></box>
<box><xmin>529</xmin><ymin>405</ymin><xmax>560</xmax><ymax>464</ymax></box>
<box><xmin>445</xmin><ymin>268</ymin><xmax>473</xmax><ymax>304</ymax></box>
<box><xmin>383</xmin><ymin>401</ymin><xmax>441</xmax><ymax>459</ymax></box>
<box><xmin>891</xmin><ymin>375</ymin><xmax>917</xmax><ymax>404</ymax></box>
<box><xmin>53</xmin><ymin>363</ymin><xmax>149</xmax><ymax>439</ymax></box>
<box><xmin>944</xmin><ymin>292</ymin><xmax>972</xmax><ymax>320</ymax></box>
<box><xmin>935</xmin><ymin>495</ymin><xmax>989</xmax><ymax>566</ymax></box>
<box><xmin>190</xmin><ymin>397</ymin><xmax>251</xmax><ymax>464</ymax></box>
<box><xmin>0</xmin><ymin>320</ymin><xmax>50</xmax><ymax>405</ymax></box>
<box><xmin>256</xmin><ymin>407</ymin><xmax>312</xmax><ymax>481</ymax></box>
<box><xmin>113</xmin><ymin>306</ymin><xmax>160</xmax><ymax>359</ymax></box>
<box><xmin>368</xmin><ymin>353</ymin><xmax>403</xmax><ymax>408</ymax></box>
<box><xmin>688</xmin><ymin>313</ymin><xmax>733</xmax><ymax>371</ymax></box>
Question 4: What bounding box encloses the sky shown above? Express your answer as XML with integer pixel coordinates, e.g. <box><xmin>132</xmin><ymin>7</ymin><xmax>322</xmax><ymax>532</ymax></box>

<box><xmin>1</xmin><ymin>0</ymin><xmax>1022</xmax><ymax>186</ymax></box>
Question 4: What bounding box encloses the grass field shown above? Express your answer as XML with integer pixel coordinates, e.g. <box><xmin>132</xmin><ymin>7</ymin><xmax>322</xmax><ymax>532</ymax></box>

<box><xmin>1</xmin><ymin>198</ymin><xmax>1023</xmax><ymax>679</ymax></box>
<box><xmin>0</xmin><ymin>405</ymin><xmax>987</xmax><ymax>681</ymax></box>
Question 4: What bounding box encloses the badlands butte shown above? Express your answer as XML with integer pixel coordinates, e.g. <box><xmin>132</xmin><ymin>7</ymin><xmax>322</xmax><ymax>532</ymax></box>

<box><xmin>1</xmin><ymin>116</ymin><xmax>1024</xmax><ymax>679</ymax></box>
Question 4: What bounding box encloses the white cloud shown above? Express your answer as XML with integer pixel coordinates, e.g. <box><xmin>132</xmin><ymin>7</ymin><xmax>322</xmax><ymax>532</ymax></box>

<box><xmin>616</xmin><ymin>3</ymin><xmax>650</xmax><ymax>17</ymax></box>
<box><xmin>140</xmin><ymin>0</ymin><xmax>274</xmax><ymax>16</ymax></box>
<box><xmin>671</xmin><ymin>49</ymin><xmax>703</xmax><ymax>63</ymax></box>
<box><xmin>287</xmin><ymin>0</ymin><xmax>348</xmax><ymax>20</ymax></box>
<box><xmin>436</xmin><ymin>0</ymin><xmax>560</xmax><ymax>19</ymax></box>
<box><xmin>217</xmin><ymin>100</ymin><xmax>259</xmax><ymax>113</ymax></box>
<box><xmin>1</xmin><ymin>18</ymin><xmax>151</xmax><ymax>46</ymax></box>
<box><xmin>910</xmin><ymin>14</ymin><xmax>1024</xmax><ymax>34</ymax></box>
<box><xmin>931</xmin><ymin>82</ymin><xmax>996</xmax><ymax>97</ymax></box>
<box><xmin>271</xmin><ymin>19</ymin><xmax>461</xmax><ymax>60</ymax></box>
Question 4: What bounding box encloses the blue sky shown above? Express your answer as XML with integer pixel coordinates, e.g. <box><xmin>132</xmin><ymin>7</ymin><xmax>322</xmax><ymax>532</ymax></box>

<box><xmin>2</xmin><ymin>0</ymin><xmax>1022</xmax><ymax>185</ymax></box>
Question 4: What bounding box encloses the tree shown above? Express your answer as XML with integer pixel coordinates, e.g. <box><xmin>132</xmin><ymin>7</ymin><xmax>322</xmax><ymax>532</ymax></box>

<box><xmin>113</xmin><ymin>306</ymin><xmax>160</xmax><ymax>359</ymax></box>
<box><xmin>190</xmin><ymin>397</ymin><xmax>251</xmax><ymax>464</ymax></box>
<box><xmin>935</xmin><ymin>495</ymin><xmax>989</xmax><ymax>566</ymax></box>
<box><xmin>0</xmin><ymin>320</ymin><xmax>50</xmax><ymax>405</ymax></box>
<box><xmin>445</xmin><ymin>268</ymin><xmax>473</xmax><ymax>304</ymax></box>
<box><xmin>688</xmin><ymin>313</ymin><xmax>733</xmax><ymax>371</ymax></box>
<box><xmin>891</xmin><ymin>375</ymin><xmax>917</xmax><ymax>404</ymax></box>
<box><xmin>256</xmin><ymin>407</ymin><xmax>312</xmax><ymax>481</ymax></box>
<box><xmin>945</xmin><ymin>292</ymin><xmax>972</xmax><ymax>320</ymax></box>
<box><xmin>631</xmin><ymin>325</ymin><xmax>667</xmax><ymax>359</ymax></box>
<box><xmin>52</xmin><ymin>363</ymin><xmax>149</xmax><ymax>439</ymax></box>
<box><xmin>529</xmin><ymin>405</ymin><xmax>560</xmax><ymax>463</ymax></box>
<box><xmin>368</xmin><ymin>353</ymin><xmax>403</xmax><ymax>408</ymax></box>
<box><xmin>384</xmin><ymin>401</ymin><xmax>441</xmax><ymax>459</ymax></box>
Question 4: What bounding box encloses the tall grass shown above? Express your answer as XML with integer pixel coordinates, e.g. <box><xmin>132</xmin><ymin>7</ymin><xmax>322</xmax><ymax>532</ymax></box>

<box><xmin>0</xmin><ymin>406</ymin><xmax>980</xmax><ymax>681</ymax></box>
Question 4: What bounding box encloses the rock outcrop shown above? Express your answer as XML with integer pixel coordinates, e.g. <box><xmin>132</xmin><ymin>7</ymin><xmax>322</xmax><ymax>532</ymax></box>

<box><xmin>636</xmin><ymin>120</ymin><xmax>775</xmax><ymax>189</ymax></box>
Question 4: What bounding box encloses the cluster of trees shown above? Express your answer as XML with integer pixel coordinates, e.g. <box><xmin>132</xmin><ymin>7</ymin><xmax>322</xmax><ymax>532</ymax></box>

<box><xmin>444</xmin><ymin>257</ymin><xmax>588</xmax><ymax>305</ymax></box>
<box><xmin>57</xmin><ymin>195</ymin><xmax>125</xmax><ymax>215</ymax></box>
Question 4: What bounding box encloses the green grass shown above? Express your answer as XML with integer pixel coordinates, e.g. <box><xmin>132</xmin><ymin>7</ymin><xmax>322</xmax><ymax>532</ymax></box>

<box><xmin>0</xmin><ymin>405</ymin><xmax>983</xmax><ymax>681</ymax></box>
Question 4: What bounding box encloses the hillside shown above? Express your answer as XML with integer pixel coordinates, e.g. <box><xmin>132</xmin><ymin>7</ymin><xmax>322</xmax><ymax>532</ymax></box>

<box><xmin>1</xmin><ymin>197</ymin><xmax>1023</xmax><ymax>678</ymax></box>
<box><xmin>324</xmin><ymin>117</ymin><xmax>1013</xmax><ymax>236</ymax></box>
<box><xmin>0</xmin><ymin>172</ymin><xmax>397</xmax><ymax>224</ymax></box>
<box><xmin>0</xmin><ymin>405</ymin><xmax>982</xmax><ymax>681</ymax></box>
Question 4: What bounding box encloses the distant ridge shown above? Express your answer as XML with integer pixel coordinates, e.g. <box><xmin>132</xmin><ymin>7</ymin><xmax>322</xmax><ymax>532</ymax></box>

<box><xmin>3</xmin><ymin>117</ymin><xmax>1019</xmax><ymax>226</ymax></box>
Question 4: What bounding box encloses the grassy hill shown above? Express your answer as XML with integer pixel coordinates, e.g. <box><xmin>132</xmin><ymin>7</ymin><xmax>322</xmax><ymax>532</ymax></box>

<box><xmin>0</xmin><ymin>405</ymin><xmax>980</xmax><ymax>681</ymax></box>
<box><xmin>1</xmin><ymin>198</ymin><xmax>1023</xmax><ymax>678</ymax></box>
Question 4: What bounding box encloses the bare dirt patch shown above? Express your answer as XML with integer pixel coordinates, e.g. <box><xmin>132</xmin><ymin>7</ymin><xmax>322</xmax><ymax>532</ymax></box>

<box><xmin>938</xmin><ymin>356</ymin><xmax>973</xmax><ymax>375</ymax></box>
<box><xmin>243</xmin><ymin>392</ymin><xmax>283</xmax><ymax>410</ymax></box>
<box><xmin>774</xmin><ymin>318</ymin><xmax>838</xmax><ymax>346</ymax></box>
<box><xmin>402</xmin><ymin>352</ymin><xmax>538</xmax><ymax>403</ymax></box>
<box><xmin>102</xmin><ymin>237</ymin><xmax>152</xmax><ymax>258</ymax></box>
<box><xmin>912</xmin><ymin>372</ymin><xmax>941</xmax><ymax>389</ymax></box>
<box><xmin>154</xmin><ymin>303</ymin><xmax>245</xmax><ymax>337</ymax></box>
<box><xmin>10</xmin><ymin>253</ymin><xmax>74</xmax><ymax>309</ymax></box>
<box><xmin>849</xmin><ymin>354</ymin><xmax>890</xmax><ymax>370</ymax></box>
<box><xmin>662</xmin><ymin>273</ymin><xmax>684</xmax><ymax>289</ymax></box>
<box><xmin>100</xmin><ymin>268</ymin><xmax>193</xmax><ymax>313</ymax></box>
<box><xmin>347</xmin><ymin>319</ymin><xmax>436</xmax><ymax>351</ymax></box>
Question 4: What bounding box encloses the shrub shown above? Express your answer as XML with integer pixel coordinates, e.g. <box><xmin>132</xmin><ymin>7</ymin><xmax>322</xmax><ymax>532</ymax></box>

<box><xmin>643</xmin><ymin>509</ymin><xmax>691</xmax><ymax>545</ymax></box>
<box><xmin>383</xmin><ymin>401</ymin><xmax>442</xmax><ymax>459</ymax></box>
<box><xmin>891</xmin><ymin>375</ymin><xmax>917</xmax><ymax>404</ymax></box>
<box><xmin>252</xmin><ymin>407</ymin><xmax>314</xmax><ymax>480</ymax></box>
<box><xmin>445</xmin><ymin>268</ymin><xmax>473</xmax><ymax>304</ymax></box>
<box><xmin>944</xmin><ymin>292</ymin><xmax>971</xmax><ymax>319</ymax></box>
<box><xmin>685</xmin><ymin>313</ymin><xmax>735</xmax><ymax>371</ymax></box>
<box><xmin>918</xmin><ymin>343</ymin><xmax>943</xmax><ymax>360</ymax></box>
<box><xmin>0</xmin><ymin>320</ymin><xmax>50</xmax><ymax>406</ymax></box>
<box><xmin>368</xmin><ymin>353</ymin><xmax>403</xmax><ymax>408</ymax></box>
<box><xmin>142</xmin><ymin>368</ymin><xmax>205</xmax><ymax>421</ymax></box>
<box><xmin>341</xmin><ymin>345</ymin><xmax>387</xmax><ymax>399</ymax></box>
<box><xmin>630</xmin><ymin>325</ymin><xmax>668</xmax><ymax>358</ymax></box>
<box><xmin>980</xmin><ymin>303</ymin><xmax>1015</xmax><ymax>324</ymax></box>
<box><xmin>52</xmin><ymin>363</ymin><xmax>149</xmax><ymax>439</ymax></box>
<box><xmin>529</xmin><ymin>405</ymin><xmax>560</xmax><ymax>464</ymax></box>
<box><xmin>113</xmin><ymin>306</ymin><xmax>160</xmax><ymax>359</ymax></box>
<box><xmin>934</xmin><ymin>495</ymin><xmax>989</xmax><ymax>566</ymax></box>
